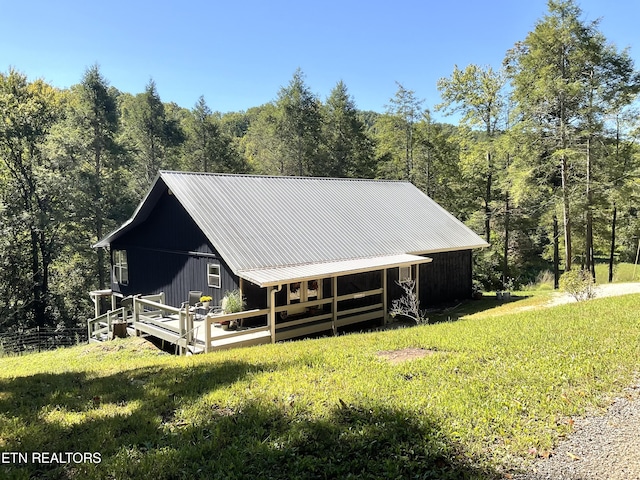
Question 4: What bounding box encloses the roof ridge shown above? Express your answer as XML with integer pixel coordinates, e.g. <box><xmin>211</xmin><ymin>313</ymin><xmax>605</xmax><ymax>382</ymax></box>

<box><xmin>159</xmin><ymin>170</ymin><xmax>407</xmax><ymax>184</ymax></box>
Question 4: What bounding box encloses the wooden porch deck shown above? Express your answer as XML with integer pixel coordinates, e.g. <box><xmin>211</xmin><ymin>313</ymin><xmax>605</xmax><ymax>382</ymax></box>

<box><xmin>88</xmin><ymin>286</ymin><xmax>388</xmax><ymax>355</ymax></box>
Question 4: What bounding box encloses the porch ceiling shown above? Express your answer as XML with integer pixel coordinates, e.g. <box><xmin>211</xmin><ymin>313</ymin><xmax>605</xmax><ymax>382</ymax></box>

<box><xmin>237</xmin><ymin>253</ymin><xmax>432</xmax><ymax>287</ymax></box>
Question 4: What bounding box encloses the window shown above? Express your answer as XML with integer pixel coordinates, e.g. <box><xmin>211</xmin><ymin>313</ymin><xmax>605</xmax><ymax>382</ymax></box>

<box><xmin>288</xmin><ymin>279</ymin><xmax>321</xmax><ymax>304</ymax></box>
<box><xmin>208</xmin><ymin>264</ymin><xmax>221</xmax><ymax>288</ymax></box>
<box><xmin>399</xmin><ymin>266</ymin><xmax>412</xmax><ymax>282</ymax></box>
<box><xmin>113</xmin><ymin>250</ymin><xmax>128</xmax><ymax>285</ymax></box>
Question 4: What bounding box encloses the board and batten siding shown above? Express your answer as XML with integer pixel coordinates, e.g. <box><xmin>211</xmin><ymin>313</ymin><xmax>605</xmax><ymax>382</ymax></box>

<box><xmin>418</xmin><ymin>250</ymin><xmax>472</xmax><ymax>306</ymax></box>
<box><xmin>109</xmin><ymin>189</ymin><xmax>238</xmax><ymax>308</ymax></box>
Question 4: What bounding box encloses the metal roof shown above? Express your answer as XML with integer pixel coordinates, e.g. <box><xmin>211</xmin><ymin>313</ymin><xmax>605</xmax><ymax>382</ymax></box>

<box><xmin>239</xmin><ymin>253</ymin><xmax>433</xmax><ymax>287</ymax></box>
<box><xmin>96</xmin><ymin>172</ymin><xmax>488</xmax><ymax>275</ymax></box>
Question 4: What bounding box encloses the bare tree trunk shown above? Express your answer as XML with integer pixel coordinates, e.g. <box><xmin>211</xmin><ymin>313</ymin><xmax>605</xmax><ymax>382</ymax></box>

<box><xmin>608</xmin><ymin>204</ymin><xmax>616</xmax><ymax>283</ymax></box>
<box><xmin>585</xmin><ymin>136</ymin><xmax>595</xmax><ymax>279</ymax></box>
<box><xmin>561</xmin><ymin>155</ymin><xmax>572</xmax><ymax>271</ymax></box>
<box><xmin>503</xmin><ymin>192</ymin><xmax>510</xmax><ymax>287</ymax></box>
<box><xmin>553</xmin><ymin>215</ymin><xmax>560</xmax><ymax>289</ymax></box>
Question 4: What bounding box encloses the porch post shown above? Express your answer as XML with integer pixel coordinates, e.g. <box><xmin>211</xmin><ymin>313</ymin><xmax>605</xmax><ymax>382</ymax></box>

<box><xmin>92</xmin><ymin>293</ymin><xmax>100</xmax><ymax>319</ymax></box>
<box><xmin>332</xmin><ymin>276</ymin><xmax>338</xmax><ymax>335</ymax></box>
<box><xmin>415</xmin><ymin>263</ymin><xmax>420</xmax><ymax>307</ymax></box>
<box><xmin>269</xmin><ymin>285</ymin><xmax>282</xmax><ymax>343</ymax></box>
<box><xmin>382</xmin><ymin>268</ymin><xmax>388</xmax><ymax>325</ymax></box>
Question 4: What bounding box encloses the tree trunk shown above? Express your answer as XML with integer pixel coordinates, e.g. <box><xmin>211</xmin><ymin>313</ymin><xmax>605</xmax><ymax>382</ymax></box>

<box><xmin>608</xmin><ymin>204</ymin><xmax>616</xmax><ymax>283</ymax></box>
<box><xmin>503</xmin><ymin>192</ymin><xmax>510</xmax><ymax>287</ymax></box>
<box><xmin>585</xmin><ymin>136</ymin><xmax>594</xmax><ymax>279</ymax></box>
<box><xmin>485</xmin><ymin>150</ymin><xmax>492</xmax><ymax>245</ymax></box>
<box><xmin>561</xmin><ymin>154</ymin><xmax>572</xmax><ymax>271</ymax></box>
<box><xmin>553</xmin><ymin>215</ymin><xmax>560</xmax><ymax>289</ymax></box>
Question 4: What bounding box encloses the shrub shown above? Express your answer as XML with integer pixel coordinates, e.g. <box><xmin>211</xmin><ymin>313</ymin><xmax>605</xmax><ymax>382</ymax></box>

<box><xmin>221</xmin><ymin>290</ymin><xmax>246</xmax><ymax>314</ymax></box>
<box><xmin>559</xmin><ymin>269</ymin><xmax>596</xmax><ymax>302</ymax></box>
<box><xmin>389</xmin><ymin>280</ymin><xmax>428</xmax><ymax>325</ymax></box>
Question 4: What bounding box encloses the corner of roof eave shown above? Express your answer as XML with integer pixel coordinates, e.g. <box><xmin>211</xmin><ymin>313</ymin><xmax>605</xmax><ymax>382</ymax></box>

<box><xmin>91</xmin><ymin>173</ymin><xmax>169</xmax><ymax>249</ymax></box>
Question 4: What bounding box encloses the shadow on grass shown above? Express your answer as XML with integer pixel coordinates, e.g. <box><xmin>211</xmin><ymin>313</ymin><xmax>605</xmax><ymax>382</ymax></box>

<box><xmin>0</xmin><ymin>361</ymin><xmax>503</xmax><ymax>480</ymax></box>
<box><xmin>425</xmin><ymin>294</ymin><xmax>533</xmax><ymax>324</ymax></box>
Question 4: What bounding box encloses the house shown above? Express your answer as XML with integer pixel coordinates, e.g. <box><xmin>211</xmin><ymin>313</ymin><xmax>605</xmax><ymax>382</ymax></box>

<box><xmin>91</xmin><ymin>172</ymin><xmax>488</xmax><ymax>351</ymax></box>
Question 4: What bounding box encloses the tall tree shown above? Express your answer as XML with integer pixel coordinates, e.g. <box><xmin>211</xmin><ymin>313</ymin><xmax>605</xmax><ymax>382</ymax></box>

<box><xmin>120</xmin><ymin>79</ymin><xmax>184</xmax><ymax>192</ymax></box>
<box><xmin>0</xmin><ymin>70</ymin><xmax>64</xmax><ymax>327</ymax></box>
<box><xmin>71</xmin><ymin>65</ymin><xmax>122</xmax><ymax>289</ymax></box>
<box><xmin>375</xmin><ymin>83</ymin><xmax>428</xmax><ymax>183</ymax></box>
<box><xmin>506</xmin><ymin>0</ymin><xmax>639</xmax><ymax>272</ymax></box>
<box><xmin>275</xmin><ymin>69</ymin><xmax>323</xmax><ymax>176</ymax></box>
<box><xmin>506</xmin><ymin>0</ymin><xmax>597</xmax><ymax>271</ymax></box>
<box><xmin>437</xmin><ymin>64</ymin><xmax>506</xmax><ymax>244</ymax></box>
<box><xmin>322</xmin><ymin>81</ymin><xmax>375</xmax><ymax>178</ymax></box>
<box><xmin>181</xmin><ymin>96</ymin><xmax>246</xmax><ymax>173</ymax></box>
<box><xmin>579</xmin><ymin>41</ymin><xmax>638</xmax><ymax>277</ymax></box>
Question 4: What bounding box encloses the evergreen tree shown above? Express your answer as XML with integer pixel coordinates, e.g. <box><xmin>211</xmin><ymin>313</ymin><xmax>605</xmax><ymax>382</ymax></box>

<box><xmin>375</xmin><ymin>83</ymin><xmax>427</xmax><ymax>182</ymax></box>
<box><xmin>506</xmin><ymin>0</ymin><xmax>639</xmax><ymax>271</ymax></box>
<box><xmin>275</xmin><ymin>69</ymin><xmax>324</xmax><ymax>176</ymax></box>
<box><xmin>120</xmin><ymin>79</ymin><xmax>184</xmax><ymax>193</ymax></box>
<box><xmin>181</xmin><ymin>96</ymin><xmax>246</xmax><ymax>173</ymax></box>
<box><xmin>322</xmin><ymin>81</ymin><xmax>375</xmax><ymax>178</ymax></box>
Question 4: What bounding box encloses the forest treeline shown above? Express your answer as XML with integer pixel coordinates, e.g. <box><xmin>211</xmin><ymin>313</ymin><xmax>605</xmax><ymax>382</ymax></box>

<box><xmin>1</xmin><ymin>0</ymin><xmax>639</xmax><ymax>331</ymax></box>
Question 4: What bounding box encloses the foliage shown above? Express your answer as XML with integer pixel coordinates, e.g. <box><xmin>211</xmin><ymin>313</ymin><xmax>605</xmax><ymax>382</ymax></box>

<box><xmin>559</xmin><ymin>269</ymin><xmax>596</xmax><ymax>301</ymax></box>
<box><xmin>1</xmin><ymin>295</ymin><xmax>639</xmax><ymax>478</ymax></box>
<box><xmin>221</xmin><ymin>289</ymin><xmax>246</xmax><ymax>314</ymax></box>
<box><xmin>1</xmin><ymin>0</ymin><xmax>640</xmax><ymax>335</ymax></box>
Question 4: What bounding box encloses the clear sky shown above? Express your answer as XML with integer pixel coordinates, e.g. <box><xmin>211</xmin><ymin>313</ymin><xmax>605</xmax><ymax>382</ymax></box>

<box><xmin>1</xmin><ymin>1</ymin><xmax>638</xmax><ymax>118</ymax></box>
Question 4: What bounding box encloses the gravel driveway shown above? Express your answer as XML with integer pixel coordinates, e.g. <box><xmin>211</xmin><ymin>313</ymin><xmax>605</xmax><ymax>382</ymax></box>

<box><xmin>515</xmin><ymin>283</ymin><xmax>640</xmax><ymax>479</ymax></box>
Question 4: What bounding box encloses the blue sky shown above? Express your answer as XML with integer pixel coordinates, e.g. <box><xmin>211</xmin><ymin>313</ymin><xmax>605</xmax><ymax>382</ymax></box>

<box><xmin>1</xmin><ymin>1</ymin><xmax>638</xmax><ymax>118</ymax></box>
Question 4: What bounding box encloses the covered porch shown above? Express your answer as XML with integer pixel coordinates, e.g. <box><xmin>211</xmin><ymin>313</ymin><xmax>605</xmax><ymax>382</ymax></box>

<box><xmin>88</xmin><ymin>253</ymin><xmax>431</xmax><ymax>354</ymax></box>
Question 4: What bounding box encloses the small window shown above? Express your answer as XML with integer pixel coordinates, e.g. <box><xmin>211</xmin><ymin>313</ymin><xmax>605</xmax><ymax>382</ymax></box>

<box><xmin>208</xmin><ymin>264</ymin><xmax>221</xmax><ymax>288</ymax></box>
<box><xmin>113</xmin><ymin>250</ymin><xmax>128</xmax><ymax>286</ymax></box>
<box><xmin>399</xmin><ymin>266</ymin><xmax>412</xmax><ymax>282</ymax></box>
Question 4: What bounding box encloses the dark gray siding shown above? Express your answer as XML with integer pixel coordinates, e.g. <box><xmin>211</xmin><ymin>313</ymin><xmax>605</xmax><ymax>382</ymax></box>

<box><xmin>418</xmin><ymin>250</ymin><xmax>472</xmax><ymax>306</ymax></box>
<box><xmin>109</xmin><ymin>190</ymin><xmax>238</xmax><ymax>307</ymax></box>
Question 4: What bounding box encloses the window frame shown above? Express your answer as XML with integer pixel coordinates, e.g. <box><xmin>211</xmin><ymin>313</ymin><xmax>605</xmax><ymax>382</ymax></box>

<box><xmin>207</xmin><ymin>263</ymin><xmax>221</xmax><ymax>288</ymax></box>
<box><xmin>399</xmin><ymin>265</ymin><xmax>412</xmax><ymax>283</ymax></box>
<box><xmin>112</xmin><ymin>249</ymin><xmax>129</xmax><ymax>286</ymax></box>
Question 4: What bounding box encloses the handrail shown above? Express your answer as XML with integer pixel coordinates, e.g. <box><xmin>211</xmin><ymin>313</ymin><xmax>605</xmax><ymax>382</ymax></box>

<box><xmin>87</xmin><ymin>307</ymin><xmax>126</xmax><ymax>339</ymax></box>
<box><xmin>203</xmin><ymin>308</ymin><xmax>270</xmax><ymax>353</ymax></box>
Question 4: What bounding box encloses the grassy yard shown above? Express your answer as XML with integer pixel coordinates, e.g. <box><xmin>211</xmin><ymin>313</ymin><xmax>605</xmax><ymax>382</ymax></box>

<box><xmin>595</xmin><ymin>261</ymin><xmax>639</xmax><ymax>283</ymax></box>
<box><xmin>1</xmin><ymin>294</ymin><xmax>639</xmax><ymax>479</ymax></box>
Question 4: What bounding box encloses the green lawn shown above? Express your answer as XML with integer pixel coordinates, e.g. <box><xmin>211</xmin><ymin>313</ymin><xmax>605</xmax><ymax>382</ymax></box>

<box><xmin>595</xmin><ymin>261</ymin><xmax>640</xmax><ymax>283</ymax></box>
<box><xmin>1</xmin><ymin>294</ymin><xmax>639</xmax><ymax>479</ymax></box>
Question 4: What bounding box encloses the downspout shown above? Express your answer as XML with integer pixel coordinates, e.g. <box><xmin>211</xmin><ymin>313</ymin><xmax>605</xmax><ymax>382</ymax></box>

<box><xmin>270</xmin><ymin>285</ymin><xmax>283</xmax><ymax>343</ymax></box>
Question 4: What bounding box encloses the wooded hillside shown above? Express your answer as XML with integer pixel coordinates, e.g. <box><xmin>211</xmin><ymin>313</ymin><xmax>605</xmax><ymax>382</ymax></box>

<box><xmin>0</xmin><ymin>0</ymin><xmax>638</xmax><ymax>331</ymax></box>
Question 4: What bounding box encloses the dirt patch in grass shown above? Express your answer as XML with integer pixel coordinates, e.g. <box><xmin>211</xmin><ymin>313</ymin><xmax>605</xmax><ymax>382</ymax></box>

<box><xmin>376</xmin><ymin>347</ymin><xmax>438</xmax><ymax>364</ymax></box>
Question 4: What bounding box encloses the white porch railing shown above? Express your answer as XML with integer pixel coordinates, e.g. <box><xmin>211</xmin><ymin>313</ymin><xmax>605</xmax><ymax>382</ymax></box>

<box><xmin>87</xmin><ymin>307</ymin><xmax>127</xmax><ymax>341</ymax></box>
<box><xmin>87</xmin><ymin>285</ymin><xmax>386</xmax><ymax>354</ymax></box>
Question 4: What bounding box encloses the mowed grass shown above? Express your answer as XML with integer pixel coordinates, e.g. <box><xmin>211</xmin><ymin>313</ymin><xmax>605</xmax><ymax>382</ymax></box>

<box><xmin>595</xmin><ymin>261</ymin><xmax>640</xmax><ymax>283</ymax></box>
<box><xmin>1</xmin><ymin>294</ymin><xmax>639</xmax><ymax>479</ymax></box>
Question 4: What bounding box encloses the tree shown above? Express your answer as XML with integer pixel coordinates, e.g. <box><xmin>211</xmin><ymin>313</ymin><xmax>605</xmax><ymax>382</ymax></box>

<box><xmin>377</xmin><ymin>83</ymin><xmax>425</xmax><ymax>182</ymax></box>
<box><xmin>69</xmin><ymin>65</ymin><xmax>122</xmax><ymax>290</ymax></box>
<box><xmin>120</xmin><ymin>79</ymin><xmax>184</xmax><ymax>193</ymax></box>
<box><xmin>275</xmin><ymin>69</ymin><xmax>323</xmax><ymax>176</ymax></box>
<box><xmin>181</xmin><ymin>96</ymin><xmax>245</xmax><ymax>173</ymax></box>
<box><xmin>506</xmin><ymin>0</ymin><xmax>639</xmax><ymax>274</ymax></box>
<box><xmin>322</xmin><ymin>81</ymin><xmax>375</xmax><ymax>178</ymax></box>
<box><xmin>0</xmin><ymin>70</ymin><xmax>64</xmax><ymax>327</ymax></box>
<box><xmin>240</xmin><ymin>104</ymin><xmax>284</xmax><ymax>175</ymax></box>
<box><xmin>437</xmin><ymin>64</ymin><xmax>506</xmax><ymax>245</ymax></box>
<box><xmin>505</xmin><ymin>0</ymin><xmax>594</xmax><ymax>271</ymax></box>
